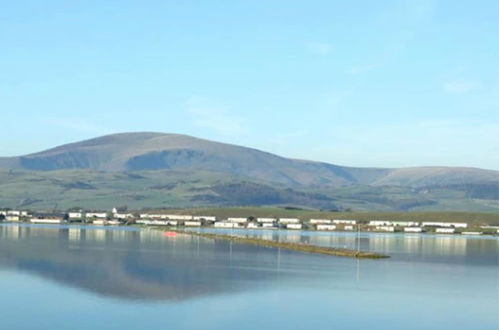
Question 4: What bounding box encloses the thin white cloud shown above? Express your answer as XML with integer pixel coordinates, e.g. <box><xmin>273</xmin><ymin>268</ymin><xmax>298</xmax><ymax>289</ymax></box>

<box><xmin>307</xmin><ymin>42</ymin><xmax>334</xmax><ymax>56</ymax></box>
<box><xmin>185</xmin><ymin>97</ymin><xmax>247</xmax><ymax>135</ymax></box>
<box><xmin>443</xmin><ymin>80</ymin><xmax>482</xmax><ymax>94</ymax></box>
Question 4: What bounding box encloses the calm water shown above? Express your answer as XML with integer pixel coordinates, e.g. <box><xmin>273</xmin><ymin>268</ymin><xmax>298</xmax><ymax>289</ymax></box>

<box><xmin>0</xmin><ymin>224</ymin><xmax>497</xmax><ymax>330</ymax></box>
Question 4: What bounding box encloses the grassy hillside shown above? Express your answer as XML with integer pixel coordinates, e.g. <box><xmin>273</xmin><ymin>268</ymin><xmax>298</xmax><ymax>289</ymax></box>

<box><xmin>1</xmin><ymin>169</ymin><xmax>498</xmax><ymax>213</ymax></box>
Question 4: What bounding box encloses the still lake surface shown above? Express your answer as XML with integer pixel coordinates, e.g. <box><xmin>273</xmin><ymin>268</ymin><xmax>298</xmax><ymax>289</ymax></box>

<box><xmin>0</xmin><ymin>223</ymin><xmax>497</xmax><ymax>330</ymax></box>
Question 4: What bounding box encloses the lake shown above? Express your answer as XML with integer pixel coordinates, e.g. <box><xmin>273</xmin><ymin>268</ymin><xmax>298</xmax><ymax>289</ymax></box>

<box><xmin>0</xmin><ymin>223</ymin><xmax>497</xmax><ymax>330</ymax></box>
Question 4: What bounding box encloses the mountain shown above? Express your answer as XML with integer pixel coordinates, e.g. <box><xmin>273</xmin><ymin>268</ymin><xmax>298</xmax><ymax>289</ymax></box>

<box><xmin>0</xmin><ymin>132</ymin><xmax>390</xmax><ymax>186</ymax></box>
<box><xmin>0</xmin><ymin>132</ymin><xmax>498</xmax><ymax>211</ymax></box>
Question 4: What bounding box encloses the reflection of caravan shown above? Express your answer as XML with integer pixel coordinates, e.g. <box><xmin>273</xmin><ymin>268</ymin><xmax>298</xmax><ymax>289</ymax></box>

<box><xmin>404</xmin><ymin>227</ymin><xmax>422</xmax><ymax>233</ymax></box>
<box><xmin>317</xmin><ymin>224</ymin><xmax>336</xmax><ymax>231</ymax></box>
<box><xmin>436</xmin><ymin>228</ymin><xmax>455</xmax><ymax>234</ymax></box>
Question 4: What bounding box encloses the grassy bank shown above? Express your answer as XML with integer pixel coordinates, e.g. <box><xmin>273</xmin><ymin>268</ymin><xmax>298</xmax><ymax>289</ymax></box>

<box><xmin>164</xmin><ymin>229</ymin><xmax>389</xmax><ymax>259</ymax></box>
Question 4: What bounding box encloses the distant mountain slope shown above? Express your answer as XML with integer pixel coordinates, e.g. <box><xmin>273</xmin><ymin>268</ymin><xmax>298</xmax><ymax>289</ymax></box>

<box><xmin>0</xmin><ymin>132</ymin><xmax>390</xmax><ymax>186</ymax></box>
<box><xmin>2</xmin><ymin>132</ymin><xmax>497</xmax><ymax>189</ymax></box>
<box><xmin>371</xmin><ymin>167</ymin><xmax>499</xmax><ymax>187</ymax></box>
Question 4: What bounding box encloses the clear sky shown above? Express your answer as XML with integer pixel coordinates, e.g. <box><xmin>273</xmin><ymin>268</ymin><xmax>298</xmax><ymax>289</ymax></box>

<box><xmin>1</xmin><ymin>0</ymin><xmax>498</xmax><ymax>170</ymax></box>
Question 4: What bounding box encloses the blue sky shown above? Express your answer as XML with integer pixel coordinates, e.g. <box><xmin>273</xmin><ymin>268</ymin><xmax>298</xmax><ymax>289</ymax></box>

<box><xmin>1</xmin><ymin>0</ymin><xmax>498</xmax><ymax>170</ymax></box>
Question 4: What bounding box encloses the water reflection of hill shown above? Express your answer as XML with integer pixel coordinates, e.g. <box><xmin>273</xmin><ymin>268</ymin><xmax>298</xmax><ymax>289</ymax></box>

<box><xmin>0</xmin><ymin>225</ymin><xmax>292</xmax><ymax>301</ymax></box>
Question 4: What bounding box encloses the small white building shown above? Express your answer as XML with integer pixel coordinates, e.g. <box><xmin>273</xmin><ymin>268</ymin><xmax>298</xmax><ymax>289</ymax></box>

<box><xmin>436</xmin><ymin>228</ymin><xmax>455</xmax><ymax>234</ymax></box>
<box><xmin>184</xmin><ymin>221</ymin><xmax>201</xmax><ymax>227</ymax></box>
<box><xmin>227</xmin><ymin>217</ymin><xmax>248</xmax><ymax>223</ymax></box>
<box><xmin>286</xmin><ymin>223</ymin><xmax>302</xmax><ymax>230</ymax></box>
<box><xmin>333</xmin><ymin>219</ymin><xmax>357</xmax><ymax>225</ymax></box>
<box><xmin>279</xmin><ymin>218</ymin><xmax>300</xmax><ymax>224</ymax></box>
<box><xmin>317</xmin><ymin>224</ymin><xmax>336</xmax><ymax>231</ymax></box>
<box><xmin>404</xmin><ymin>227</ymin><xmax>422</xmax><ymax>233</ymax></box>
<box><xmin>310</xmin><ymin>219</ymin><xmax>332</xmax><ymax>224</ymax></box>
<box><xmin>7</xmin><ymin>210</ymin><xmax>21</xmax><ymax>216</ymax></box>
<box><xmin>344</xmin><ymin>225</ymin><xmax>354</xmax><ymax>230</ymax></box>
<box><xmin>257</xmin><ymin>218</ymin><xmax>276</xmax><ymax>223</ymax></box>
<box><xmin>31</xmin><ymin>218</ymin><xmax>63</xmax><ymax>224</ymax></box>
<box><xmin>376</xmin><ymin>226</ymin><xmax>395</xmax><ymax>232</ymax></box>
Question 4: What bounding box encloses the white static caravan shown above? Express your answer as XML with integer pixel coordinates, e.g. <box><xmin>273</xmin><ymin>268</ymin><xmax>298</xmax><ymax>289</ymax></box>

<box><xmin>108</xmin><ymin>220</ymin><xmax>121</xmax><ymax>225</ymax></box>
<box><xmin>404</xmin><ymin>227</ymin><xmax>422</xmax><ymax>233</ymax></box>
<box><xmin>317</xmin><ymin>224</ymin><xmax>336</xmax><ymax>231</ymax></box>
<box><xmin>286</xmin><ymin>223</ymin><xmax>302</xmax><ymax>230</ymax></box>
<box><xmin>310</xmin><ymin>219</ymin><xmax>332</xmax><ymax>224</ymax></box>
<box><xmin>262</xmin><ymin>223</ymin><xmax>277</xmax><ymax>229</ymax></box>
<box><xmin>279</xmin><ymin>218</ymin><xmax>300</xmax><ymax>224</ymax></box>
<box><xmin>376</xmin><ymin>226</ymin><xmax>395</xmax><ymax>232</ymax></box>
<box><xmin>193</xmin><ymin>216</ymin><xmax>217</xmax><ymax>221</ymax></box>
<box><xmin>257</xmin><ymin>218</ymin><xmax>276</xmax><ymax>223</ymax></box>
<box><xmin>227</xmin><ymin>217</ymin><xmax>248</xmax><ymax>223</ymax></box>
<box><xmin>6</xmin><ymin>216</ymin><xmax>20</xmax><ymax>221</ymax></box>
<box><xmin>68</xmin><ymin>212</ymin><xmax>82</xmax><ymax>219</ymax></box>
<box><xmin>184</xmin><ymin>221</ymin><xmax>201</xmax><ymax>227</ymax></box>
<box><xmin>369</xmin><ymin>220</ymin><xmax>392</xmax><ymax>226</ymax></box>
<box><xmin>86</xmin><ymin>212</ymin><xmax>107</xmax><ymax>219</ymax></box>
<box><xmin>333</xmin><ymin>219</ymin><xmax>357</xmax><ymax>225</ymax></box>
<box><xmin>422</xmin><ymin>222</ymin><xmax>467</xmax><ymax>229</ymax></box>
<box><xmin>247</xmin><ymin>223</ymin><xmax>259</xmax><ymax>229</ymax></box>
<box><xmin>31</xmin><ymin>218</ymin><xmax>63</xmax><ymax>224</ymax></box>
<box><xmin>393</xmin><ymin>221</ymin><xmax>420</xmax><ymax>227</ymax></box>
<box><xmin>114</xmin><ymin>213</ymin><xmax>133</xmax><ymax>219</ymax></box>
<box><xmin>461</xmin><ymin>232</ymin><xmax>483</xmax><ymax>235</ymax></box>
<box><xmin>166</xmin><ymin>215</ymin><xmax>193</xmax><ymax>221</ymax></box>
<box><xmin>7</xmin><ymin>210</ymin><xmax>21</xmax><ymax>216</ymax></box>
<box><xmin>344</xmin><ymin>225</ymin><xmax>354</xmax><ymax>230</ymax></box>
<box><xmin>436</xmin><ymin>228</ymin><xmax>455</xmax><ymax>234</ymax></box>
